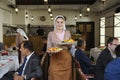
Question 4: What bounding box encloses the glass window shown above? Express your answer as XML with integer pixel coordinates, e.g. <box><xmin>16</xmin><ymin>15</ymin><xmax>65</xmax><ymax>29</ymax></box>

<box><xmin>100</xmin><ymin>17</ymin><xmax>105</xmax><ymax>46</ymax></box>
<box><xmin>114</xmin><ymin>13</ymin><xmax>120</xmax><ymax>40</ymax></box>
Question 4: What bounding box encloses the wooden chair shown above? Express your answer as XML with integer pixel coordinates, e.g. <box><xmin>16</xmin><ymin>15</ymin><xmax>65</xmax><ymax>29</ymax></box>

<box><xmin>40</xmin><ymin>52</ymin><xmax>47</xmax><ymax>66</ymax></box>
<box><xmin>40</xmin><ymin>52</ymin><xmax>49</xmax><ymax>80</ymax></box>
<box><xmin>75</xmin><ymin>59</ymin><xmax>94</xmax><ymax>80</ymax></box>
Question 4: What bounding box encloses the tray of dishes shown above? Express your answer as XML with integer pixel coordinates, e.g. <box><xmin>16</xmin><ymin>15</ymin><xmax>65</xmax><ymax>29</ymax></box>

<box><xmin>47</xmin><ymin>47</ymin><xmax>63</xmax><ymax>54</ymax></box>
<box><xmin>58</xmin><ymin>39</ymin><xmax>76</xmax><ymax>45</ymax></box>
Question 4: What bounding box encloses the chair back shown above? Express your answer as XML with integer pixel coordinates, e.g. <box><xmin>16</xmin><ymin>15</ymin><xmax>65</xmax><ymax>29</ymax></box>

<box><xmin>75</xmin><ymin>59</ymin><xmax>88</xmax><ymax>80</ymax></box>
<box><xmin>40</xmin><ymin>52</ymin><xmax>47</xmax><ymax>66</ymax></box>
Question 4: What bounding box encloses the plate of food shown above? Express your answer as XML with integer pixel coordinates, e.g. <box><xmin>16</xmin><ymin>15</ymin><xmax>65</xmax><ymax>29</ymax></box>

<box><xmin>58</xmin><ymin>39</ymin><xmax>76</xmax><ymax>45</ymax></box>
<box><xmin>47</xmin><ymin>47</ymin><xmax>63</xmax><ymax>54</ymax></box>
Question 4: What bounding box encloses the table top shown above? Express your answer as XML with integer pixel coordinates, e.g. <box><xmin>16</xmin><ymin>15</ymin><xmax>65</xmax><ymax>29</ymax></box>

<box><xmin>0</xmin><ymin>55</ymin><xmax>19</xmax><ymax>79</ymax></box>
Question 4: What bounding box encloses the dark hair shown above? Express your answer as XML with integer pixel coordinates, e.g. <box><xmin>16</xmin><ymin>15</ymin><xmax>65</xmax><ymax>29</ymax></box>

<box><xmin>20</xmin><ymin>40</ymin><xmax>34</xmax><ymax>52</ymax></box>
<box><xmin>56</xmin><ymin>16</ymin><xmax>65</xmax><ymax>21</ymax></box>
<box><xmin>115</xmin><ymin>44</ymin><xmax>120</xmax><ymax>57</ymax></box>
<box><xmin>77</xmin><ymin>38</ymin><xmax>85</xmax><ymax>47</ymax></box>
<box><xmin>107</xmin><ymin>37</ymin><xmax>118</xmax><ymax>45</ymax></box>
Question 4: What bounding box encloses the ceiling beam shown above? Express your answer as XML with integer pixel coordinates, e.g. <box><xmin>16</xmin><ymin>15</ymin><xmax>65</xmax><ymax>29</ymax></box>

<box><xmin>16</xmin><ymin>0</ymin><xmax>97</xmax><ymax>5</ymax></box>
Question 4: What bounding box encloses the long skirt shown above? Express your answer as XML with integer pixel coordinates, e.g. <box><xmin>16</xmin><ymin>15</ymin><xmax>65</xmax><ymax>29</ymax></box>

<box><xmin>48</xmin><ymin>49</ymin><xmax>72</xmax><ymax>80</ymax></box>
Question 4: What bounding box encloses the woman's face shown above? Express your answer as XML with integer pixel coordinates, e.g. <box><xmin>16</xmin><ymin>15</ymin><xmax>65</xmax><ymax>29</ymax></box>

<box><xmin>55</xmin><ymin>18</ymin><xmax>65</xmax><ymax>30</ymax></box>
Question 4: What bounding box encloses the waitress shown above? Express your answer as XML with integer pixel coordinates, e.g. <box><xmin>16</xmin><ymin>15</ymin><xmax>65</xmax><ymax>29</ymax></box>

<box><xmin>47</xmin><ymin>15</ymin><xmax>72</xmax><ymax>80</ymax></box>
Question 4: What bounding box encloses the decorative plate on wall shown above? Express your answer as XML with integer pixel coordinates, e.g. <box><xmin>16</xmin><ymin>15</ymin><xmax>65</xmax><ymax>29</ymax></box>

<box><xmin>40</xmin><ymin>16</ymin><xmax>46</xmax><ymax>21</ymax></box>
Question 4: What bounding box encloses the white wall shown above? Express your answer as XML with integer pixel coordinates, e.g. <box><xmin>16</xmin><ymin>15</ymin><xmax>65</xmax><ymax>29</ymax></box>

<box><xmin>12</xmin><ymin>9</ymin><xmax>26</xmax><ymax>25</ymax></box>
<box><xmin>0</xmin><ymin>1</ymin><xmax>13</xmax><ymax>42</ymax></box>
<box><xmin>0</xmin><ymin>9</ymin><xmax>4</xmax><ymax>42</ymax></box>
<box><xmin>0</xmin><ymin>9</ymin><xmax>13</xmax><ymax>42</ymax></box>
<box><xmin>3</xmin><ymin>10</ymin><xmax>12</xmax><ymax>24</ymax></box>
<box><xmin>12</xmin><ymin>9</ymin><xmax>98</xmax><ymax>25</ymax></box>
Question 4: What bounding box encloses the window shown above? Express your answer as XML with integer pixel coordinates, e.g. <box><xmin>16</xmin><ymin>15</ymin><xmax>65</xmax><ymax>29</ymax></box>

<box><xmin>100</xmin><ymin>17</ymin><xmax>105</xmax><ymax>46</ymax></box>
<box><xmin>114</xmin><ymin>13</ymin><xmax>120</xmax><ymax>41</ymax></box>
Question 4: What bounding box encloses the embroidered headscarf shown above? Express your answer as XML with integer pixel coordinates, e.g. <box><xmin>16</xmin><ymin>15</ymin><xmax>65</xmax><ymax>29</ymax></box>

<box><xmin>17</xmin><ymin>28</ymin><xmax>29</xmax><ymax>40</ymax></box>
<box><xmin>54</xmin><ymin>15</ymin><xmax>66</xmax><ymax>31</ymax></box>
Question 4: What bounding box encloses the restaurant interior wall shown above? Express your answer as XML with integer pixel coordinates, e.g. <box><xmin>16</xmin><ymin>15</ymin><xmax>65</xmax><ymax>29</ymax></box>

<box><xmin>0</xmin><ymin>1</ymin><xmax>13</xmax><ymax>12</ymax></box>
<box><xmin>12</xmin><ymin>9</ymin><xmax>26</xmax><ymax>25</ymax></box>
<box><xmin>0</xmin><ymin>9</ymin><xmax>3</xmax><ymax>42</ymax></box>
<box><xmin>1</xmin><ymin>0</ymin><xmax>120</xmax><ymax>47</ymax></box>
<box><xmin>0</xmin><ymin>7</ymin><xmax>99</xmax><ymax>47</ymax></box>
<box><xmin>0</xmin><ymin>8</ymin><xmax>12</xmax><ymax>42</ymax></box>
<box><xmin>12</xmin><ymin>9</ymin><xmax>97</xmax><ymax>25</ymax></box>
<box><xmin>25</xmin><ymin>25</ymin><xmax>76</xmax><ymax>36</ymax></box>
<box><xmin>0</xmin><ymin>10</ymin><xmax>116</xmax><ymax>46</ymax></box>
<box><xmin>11</xmin><ymin>9</ymin><xmax>100</xmax><ymax>47</ymax></box>
<box><xmin>98</xmin><ymin>5</ymin><xmax>120</xmax><ymax>46</ymax></box>
<box><xmin>0</xmin><ymin>1</ymin><xmax>13</xmax><ymax>42</ymax></box>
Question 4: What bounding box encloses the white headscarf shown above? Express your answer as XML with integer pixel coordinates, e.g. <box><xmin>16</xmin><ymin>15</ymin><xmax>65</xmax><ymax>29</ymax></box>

<box><xmin>17</xmin><ymin>28</ymin><xmax>29</xmax><ymax>40</ymax></box>
<box><xmin>54</xmin><ymin>15</ymin><xmax>66</xmax><ymax>31</ymax></box>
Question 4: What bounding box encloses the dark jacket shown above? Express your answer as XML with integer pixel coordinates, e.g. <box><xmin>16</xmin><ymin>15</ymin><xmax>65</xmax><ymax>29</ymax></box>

<box><xmin>17</xmin><ymin>53</ymin><xmax>42</xmax><ymax>80</ymax></box>
<box><xmin>75</xmin><ymin>48</ymin><xmax>92</xmax><ymax>74</ymax></box>
<box><xmin>95</xmin><ymin>48</ymin><xmax>113</xmax><ymax>80</ymax></box>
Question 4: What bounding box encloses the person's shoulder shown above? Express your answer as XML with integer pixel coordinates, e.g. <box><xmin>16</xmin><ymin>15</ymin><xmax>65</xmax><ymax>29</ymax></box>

<box><xmin>111</xmin><ymin>58</ymin><xmax>120</xmax><ymax>64</ymax></box>
<box><xmin>100</xmin><ymin>48</ymin><xmax>110</xmax><ymax>55</ymax></box>
<box><xmin>31</xmin><ymin>52</ymin><xmax>40</xmax><ymax>59</ymax></box>
<box><xmin>65</xmin><ymin>30</ymin><xmax>71</xmax><ymax>35</ymax></box>
<box><xmin>65</xmin><ymin>30</ymin><xmax>70</xmax><ymax>33</ymax></box>
<box><xmin>97</xmin><ymin>49</ymin><xmax>108</xmax><ymax>60</ymax></box>
<box><xmin>48</xmin><ymin>31</ymin><xmax>54</xmax><ymax>35</ymax></box>
<box><xmin>75</xmin><ymin>49</ymin><xmax>84</xmax><ymax>55</ymax></box>
<box><xmin>49</xmin><ymin>31</ymin><xmax>54</xmax><ymax>33</ymax></box>
<box><xmin>105</xmin><ymin>58</ymin><xmax>120</xmax><ymax>70</ymax></box>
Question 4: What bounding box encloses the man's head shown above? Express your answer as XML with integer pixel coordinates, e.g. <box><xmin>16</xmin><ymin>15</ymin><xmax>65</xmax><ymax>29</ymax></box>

<box><xmin>20</xmin><ymin>41</ymin><xmax>34</xmax><ymax>56</ymax></box>
<box><xmin>77</xmin><ymin>38</ymin><xmax>86</xmax><ymax>50</ymax></box>
<box><xmin>107</xmin><ymin>37</ymin><xmax>119</xmax><ymax>52</ymax></box>
<box><xmin>115</xmin><ymin>44</ymin><xmax>120</xmax><ymax>57</ymax></box>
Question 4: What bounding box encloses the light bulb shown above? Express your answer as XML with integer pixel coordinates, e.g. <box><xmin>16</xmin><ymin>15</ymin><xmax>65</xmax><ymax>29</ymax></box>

<box><xmin>50</xmin><ymin>13</ymin><xmax>52</xmax><ymax>17</ymax></box>
<box><xmin>87</xmin><ymin>7</ymin><xmax>90</xmax><ymax>12</ymax></box>
<box><xmin>79</xmin><ymin>13</ymin><xmax>82</xmax><ymax>17</ymax></box>
<box><xmin>44</xmin><ymin>0</ymin><xmax>48</xmax><ymax>2</ymax></box>
<box><xmin>15</xmin><ymin>7</ymin><xmax>18</xmax><ymax>13</ymax></box>
<box><xmin>31</xmin><ymin>16</ymin><xmax>33</xmax><ymax>21</ymax></box>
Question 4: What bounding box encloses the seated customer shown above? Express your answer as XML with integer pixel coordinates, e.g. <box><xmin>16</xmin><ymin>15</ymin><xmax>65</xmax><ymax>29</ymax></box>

<box><xmin>75</xmin><ymin>38</ymin><xmax>94</xmax><ymax>74</ymax></box>
<box><xmin>95</xmin><ymin>37</ymin><xmax>119</xmax><ymax>80</ymax></box>
<box><xmin>2</xmin><ymin>41</ymin><xmax>42</xmax><ymax>80</ymax></box>
<box><xmin>104</xmin><ymin>44</ymin><xmax>120</xmax><ymax>80</ymax></box>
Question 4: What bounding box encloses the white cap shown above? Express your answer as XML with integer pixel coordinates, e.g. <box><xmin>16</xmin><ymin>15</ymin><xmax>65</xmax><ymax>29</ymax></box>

<box><xmin>54</xmin><ymin>15</ymin><xmax>66</xmax><ymax>31</ymax></box>
<box><xmin>17</xmin><ymin>28</ymin><xmax>29</xmax><ymax>40</ymax></box>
